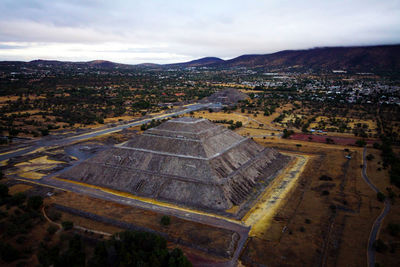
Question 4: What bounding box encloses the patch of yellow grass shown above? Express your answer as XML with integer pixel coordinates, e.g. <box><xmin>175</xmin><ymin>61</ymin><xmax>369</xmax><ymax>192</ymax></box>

<box><xmin>214</xmin><ymin>83</ymin><xmax>252</xmax><ymax>89</ymax></box>
<box><xmin>309</xmin><ymin>116</ymin><xmax>377</xmax><ymax>131</ymax></box>
<box><xmin>243</xmin><ymin>153</ymin><xmax>310</xmax><ymax>238</ymax></box>
<box><xmin>225</xmin><ymin>205</ymin><xmax>240</xmax><ymax>214</ymax></box>
<box><xmin>19</xmin><ymin>171</ymin><xmax>46</xmax><ymax>179</ymax></box>
<box><xmin>13</xmin><ymin>156</ymin><xmax>65</xmax><ymax>180</ymax></box>
<box><xmin>239</xmin><ymin>90</ymin><xmax>264</xmax><ymax>93</ymax></box>
<box><xmin>8</xmin><ymin>184</ymin><xmax>33</xmax><ymax>194</ymax></box>
<box><xmin>281</xmin><ymin>114</ymin><xmax>303</xmax><ymax>124</ymax></box>
<box><xmin>187</xmin><ymin>111</ymin><xmax>249</xmax><ymax>124</ymax></box>
<box><xmin>236</xmin><ymin>128</ymin><xmax>277</xmax><ymax>137</ymax></box>
<box><xmin>16</xmin><ymin>156</ymin><xmax>64</xmax><ymax>166</ymax></box>
<box><xmin>5</xmin><ymin>109</ymin><xmax>41</xmax><ymax>116</ymax></box>
<box><xmin>103</xmin><ymin>115</ymin><xmax>140</xmax><ymax>124</ymax></box>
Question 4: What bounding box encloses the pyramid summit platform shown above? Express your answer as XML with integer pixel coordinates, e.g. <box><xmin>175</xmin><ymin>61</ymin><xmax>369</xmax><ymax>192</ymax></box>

<box><xmin>60</xmin><ymin>117</ymin><xmax>290</xmax><ymax>216</ymax></box>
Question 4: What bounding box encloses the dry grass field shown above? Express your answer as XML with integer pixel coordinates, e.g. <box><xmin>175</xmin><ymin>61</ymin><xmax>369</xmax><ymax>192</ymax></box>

<box><xmin>240</xmin><ymin>138</ymin><xmax>383</xmax><ymax>267</ymax></box>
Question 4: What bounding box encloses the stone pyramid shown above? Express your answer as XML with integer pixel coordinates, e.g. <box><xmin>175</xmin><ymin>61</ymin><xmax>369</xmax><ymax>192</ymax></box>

<box><xmin>60</xmin><ymin>117</ymin><xmax>290</xmax><ymax>213</ymax></box>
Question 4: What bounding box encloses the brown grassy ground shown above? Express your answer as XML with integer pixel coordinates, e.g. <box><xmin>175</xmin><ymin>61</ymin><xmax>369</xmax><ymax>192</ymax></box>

<box><xmin>8</xmin><ymin>184</ymin><xmax>33</xmax><ymax>194</ymax></box>
<box><xmin>240</xmin><ymin>139</ymin><xmax>383</xmax><ymax>267</ymax></box>
<box><xmin>366</xmin><ymin>149</ymin><xmax>400</xmax><ymax>267</ymax></box>
<box><xmin>48</xmin><ymin>191</ymin><xmax>235</xmax><ymax>259</ymax></box>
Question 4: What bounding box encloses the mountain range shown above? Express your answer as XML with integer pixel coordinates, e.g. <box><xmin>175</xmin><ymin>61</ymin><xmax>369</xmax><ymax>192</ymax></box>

<box><xmin>1</xmin><ymin>44</ymin><xmax>399</xmax><ymax>72</ymax></box>
<box><xmin>170</xmin><ymin>44</ymin><xmax>400</xmax><ymax>72</ymax></box>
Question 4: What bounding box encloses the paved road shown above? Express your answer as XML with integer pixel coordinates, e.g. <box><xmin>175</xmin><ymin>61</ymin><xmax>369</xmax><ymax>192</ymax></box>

<box><xmin>361</xmin><ymin>147</ymin><xmax>391</xmax><ymax>267</ymax></box>
<box><xmin>0</xmin><ymin>103</ymin><xmax>215</xmax><ymax>162</ymax></box>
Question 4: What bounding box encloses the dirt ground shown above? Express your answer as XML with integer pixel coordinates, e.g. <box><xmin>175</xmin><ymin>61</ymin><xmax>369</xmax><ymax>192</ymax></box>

<box><xmin>240</xmin><ymin>139</ymin><xmax>383</xmax><ymax>267</ymax></box>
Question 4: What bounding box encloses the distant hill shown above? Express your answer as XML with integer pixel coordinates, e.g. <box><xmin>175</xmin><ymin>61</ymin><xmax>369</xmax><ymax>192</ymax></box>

<box><xmin>221</xmin><ymin>45</ymin><xmax>400</xmax><ymax>71</ymax></box>
<box><xmin>26</xmin><ymin>59</ymin><xmax>132</xmax><ymax>69</ymax></box>
<box><xmin>1</xmin><ymin>44</ymin><xmax>399</xmax><ymax>72</ymax></box>
<box><xmin>167</xmin><ymin>57</ymin><xmax>224</xmax><ymax>67</ymax></box>
<box><xmin>170</xmin><ymin>44</ymin><xmax>400</xmax><ymax>72</ymax></box>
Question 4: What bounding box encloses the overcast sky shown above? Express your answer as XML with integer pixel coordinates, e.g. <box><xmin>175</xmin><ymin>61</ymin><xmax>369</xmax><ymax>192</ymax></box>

<box><xmin>0</xmin><ymin>0</ymin><xmax>399</xmax><ymax>64</ymax></box>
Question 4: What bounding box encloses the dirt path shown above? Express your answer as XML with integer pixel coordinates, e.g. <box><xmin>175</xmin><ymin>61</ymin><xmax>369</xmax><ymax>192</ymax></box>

<box><xmin>362</xmin><ymin>147</ymin><xmax>391</xmax><ymax>267</ymax></box>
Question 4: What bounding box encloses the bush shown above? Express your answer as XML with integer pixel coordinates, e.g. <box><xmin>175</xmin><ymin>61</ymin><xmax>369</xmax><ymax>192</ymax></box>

<box><xmin>10</xmin><ymin>192</ymin><xmax>26</xmax><ymax>206</ymax></box>
<box><xmin>160</xmin><ymin>215</ymin><xmax>171</xmax><ymax>226</ymax></box>
<box><xmin>0</xmin><ymin>242</ymin><xmax>19</xmax><ymax>262</ymax></box>
<box><xmin>282</xmin><ymin>129</ymin><xmax>294</xmax><ymax>139</ymax></box>
<box><xmin>62</xmin><ymin>221</ymin><xmax>74</xmax><ymax>230</ymax></box>
<box><xmin>387</xmin><ymin>223</ymin><xmax>400</xmax><ymax>236</ymax></box>
<box><xmin>47</xmin><ymin>210</ymin><xmax>61</xmax><ymax>221</ymax></box>
<box><xmin>322</xmin><ymin>190</ymin><xmax>330</xmax><ymax>196</ymax></box>
<box><xmin>0</xmin><ymin>183</ymin><xmax>9</xmax><ymax>198</ymax></box>
<box><xmin>319</xmin><ymin>175</ymin><xmax>333</xmax><ymax>181</ymax></box>
<box><xmin>27</xmin><ymin>195</ymin><xmax>43</xmax><ymax>210</ymax></box>
<box><xmin>373</xmin><ymin>239</ymin><xmax>388</xmax><ymax>253</ymax></box>
<box><xmin>89</xmin><ymin>231</ymin><xmax>192</xmax><ymax>267</ymax></box>
<box><xmin>377</xmin><ymin>192</ymin><xmax>386</xmax><ymax>202</ymax></box>
<box><xmin>47</xmin><ymin>225</ymin><xmax>58</xmax><ymax>235</ymax></box>
<box><xmin>355</xmin><ymin>139</ymin><xmax>367</xmax><ymax>147</ymax></box>
<box><xmin>373</xmin><ymin>142</ymin><xmax>381</xmax><ymax>149</ymax></box>
<box><xmin>366</xmin><ymin>154</ymin><xmax>375</xmax><ymax>161</ymax></box>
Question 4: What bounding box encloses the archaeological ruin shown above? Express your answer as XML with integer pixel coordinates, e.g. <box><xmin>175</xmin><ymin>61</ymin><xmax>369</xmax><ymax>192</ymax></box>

<box><xmin>60</xmin><ymin>117</ymin><xmax>290</xmax><ymax>216</ymax></box>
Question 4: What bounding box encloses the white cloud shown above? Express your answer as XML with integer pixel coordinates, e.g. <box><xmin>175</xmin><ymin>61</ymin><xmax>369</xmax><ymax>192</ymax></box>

<box><xmin>0</xmin><ymin>0</ymin><xmax>399</xmax><ymax>63</ymax></box>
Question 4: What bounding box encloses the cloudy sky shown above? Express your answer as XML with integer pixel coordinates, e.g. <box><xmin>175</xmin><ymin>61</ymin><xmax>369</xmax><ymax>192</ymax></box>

<box><xmin>0</xmin><ymin>0</ymin><xmax>399</xmax><ymax>64</ymax></box>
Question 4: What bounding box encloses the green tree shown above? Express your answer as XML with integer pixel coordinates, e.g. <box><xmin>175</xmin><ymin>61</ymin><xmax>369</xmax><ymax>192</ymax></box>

<box><xmin>27</xmin><ymin>195</ymin><xmax>43</xmax><ymax>210</ymax></box>
<box><xmin>0</xmin><ymin>184</ymin><xmax>8</xmax><ymax>198</ymax></box>
<box><xmin>355</xmin><ymin>139</ymin><xmax>367</xmax><ymax>147</ymax></box>
<box><xmin>377</xmin><ymin>192</ymin><xmax>386</xmax><ymax>202</ymax></box>
<box><xmin>62</xmin><ymin>221</ymin><xmax>74</xmax><ymax>230</ymax></box>
<box><xmin>161</xmin><ymin>215</ymin><xmax>171</xmax><ymax>226</ymax></box>
<box><xmin>0</xmin><ymin>242</ymin><xmax>19</xmax><ymax>262</ymax></box>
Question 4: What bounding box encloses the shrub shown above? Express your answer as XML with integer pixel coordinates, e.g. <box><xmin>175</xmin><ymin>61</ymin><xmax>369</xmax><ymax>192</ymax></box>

<box><xmin>160</xmin><ymin>215</ymin><xmax>171</xmax><ymax>226</ymax></box>
<box><xmin>366</xmin><ymin>154</ymin><xmax>375</xmax><ymax>161</ymax></box>
<box><xmin>322</xmin><ymin>190</ymin><xmax>330</xmax><ymax>196</ymax></box>
<box><xmin>319</xmin><ymin>175</ymin><xmax>333</xmax><ymax>181</ymax></box>
<box><xmin>387</xmin><ymin>223</ymin><xmax>400</xmax><ymax>236</ymax></box>
<box><xmin>27</xmin><ymin>195</ymin><xmax>43</xmax><ymax>210</ymax></box>
<box><xmin>373</xmin><ymin>239</ymin><xmax>388</xmax><ymax>253</ymax></box>
<box><xmin>355</xmin><ymin>139</ymin><xmax>367</xmax><ymax>147</ymax></box>
<box><xmin>62</xmin><ymin>221</ymin><xmax>74</xmax><ymax>230</ymax></box>
<box><xmin>10</xmin><ymin>193</ymin><xmax>26</xmax><ymax>206</ymax></box>
<box><xmin>47</xmin><ymin>225</ymin><xmax>58</xmax><ymax>235</ymax></box>
<box><xmin>0</xmin><ymin>184</ymin><xmax>9</xmax><ymax>198</ymax></box>
<box><xmin>282</xmin><ymin>129</ymin><xmax>294</xmax><ymax>139</ymax></box>
<box><xmin>377</xmin><ymin>192</ymin><xmax>386</xmax><ymax>202</ymax></box>
<box><xmin>0</xmin><ymin>242</ymin><xmax>19</xmax><ymax>262</ymax></box>
<box><xmin>47</xmin><ymin>210</ymin><xmax>61</xmax><ymax>221</ymax></box>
